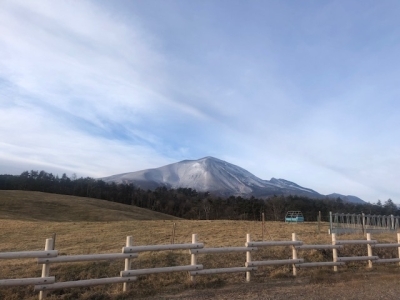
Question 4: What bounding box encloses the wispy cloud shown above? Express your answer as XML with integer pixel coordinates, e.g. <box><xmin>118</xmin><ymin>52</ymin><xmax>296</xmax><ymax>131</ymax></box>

<box><xmin>0</xmin><ymin>0</ymin><xmax>179</xmax><ymax>175</ymax></box>
<box><xmin>1</xmin><ymin>0</ymin><xmax>400</xmax><ymax>203</ymax></box>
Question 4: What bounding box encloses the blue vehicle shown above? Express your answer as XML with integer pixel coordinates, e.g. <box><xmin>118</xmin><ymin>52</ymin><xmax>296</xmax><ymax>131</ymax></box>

<box><xmin>285</xmin><ymin>211</ymin><xmax>304</xmax><ymax>222</ymax></box>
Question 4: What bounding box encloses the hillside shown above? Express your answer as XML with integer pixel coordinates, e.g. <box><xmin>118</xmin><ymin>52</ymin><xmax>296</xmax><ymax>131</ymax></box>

<box><xmin>0</xmin><ymin>190</ymin><xmax>179</xmax><ymax>221</ymax></box>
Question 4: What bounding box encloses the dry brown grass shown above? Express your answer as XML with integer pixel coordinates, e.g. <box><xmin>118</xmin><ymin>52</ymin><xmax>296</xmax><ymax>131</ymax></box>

<box><xmin>0</xmin><ymin>190</ymin><xmax>179</xmax><ymax>222</ymax></box>
<box><xmin>1</xmin><ymin>191</ymin><xmax>400</xmax><ymax>299</ymax></box>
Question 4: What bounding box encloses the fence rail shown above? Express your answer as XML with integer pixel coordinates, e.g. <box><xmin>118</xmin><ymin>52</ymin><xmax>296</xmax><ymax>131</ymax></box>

<box><xmin>0</xmin><ymin>277</ymin><xmax>55</xmax><ymax>287</ymax></box>
<box><xmin>1</xmin><ymin>232</ymin><xmax>400</xmax><ymax>299</ymax></box>
<box><xmin>34</xmin><ymin>277</ymin><xmax>134</xmax><ymax>291</ymax></box>
<box><xmin>38</xmin><ymin>253</ymin><xmax>137</xmax><ymax>264</ymax></box>
<box><xmin>0</xmin><ymin>250</ymin><xmax>58</xmax><ymax>259</ymax></box>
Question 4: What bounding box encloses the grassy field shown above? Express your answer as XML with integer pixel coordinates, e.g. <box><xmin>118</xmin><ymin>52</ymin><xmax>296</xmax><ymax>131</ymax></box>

<box><xmin>1</xmin><ymin>191</ymin><xmax>400</xmax><ymax>299</ymax></box>
<box><xmin>0</xmin><ymin>190</ymin><xmax>179</xmax><ymax>221</ymax></box>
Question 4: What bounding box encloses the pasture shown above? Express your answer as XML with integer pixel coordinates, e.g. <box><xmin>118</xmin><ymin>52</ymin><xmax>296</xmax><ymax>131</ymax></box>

<box><xmin>1</xmin><ymin>191</ymin><xmax>400</xmax><ymax>299</ymax></box>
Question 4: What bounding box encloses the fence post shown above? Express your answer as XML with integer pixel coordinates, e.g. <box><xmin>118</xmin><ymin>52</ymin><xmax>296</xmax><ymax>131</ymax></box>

<box><xmin>171</xmin><ymin>223</ymin><xmax>176</xmax><ymax>244</ymax></box>
<box><xmin>123</xmin><ymin>236</ymin><xmax>133</xmax><ymax>292</ymax></box>
<box><xmin>398</xmin><ymin>233</ymin><xmax>400</xmax><ymax>267</ymax></box>
<box><xmin>332</xmin><ymin>233</ymin><xmax>338</xmax><ymax>272</ymax></box>
<box><xmin>190</xmin><ymin>234</ymin><xmax>197</xmax><ymax>282</ymax></box>
<box><xmin>39</xmin><ymin>238</ymin><xmax>54</xmax><ymax>300</ymax></box>
<box><xmin>52</xmin><ymin>233</ymin><xmax>56</xmax><ymax>250</ymax></box>
<box><xmin>262</xmin><ymin>213</ymin><xmax>265</xmax><ymax>241</ymax></box>
<box><xmin>292</xmin><ymin>233</ymin><xmax>298</xmax><ymax>276</ymax></box>
<box><xmin>367</xmin><ymin>233</ymin><xmax>373</xmax><ymax>268</ymax></box>
<box><xmin>362</xmin><ymin>213</ymin><xmax>365</xmax><ymax>235</ymax></box>
<box><xmin>246</xmin><ymin>234</ymin><xmax>251</xmax><ymax>282</ymax></box>
<box><xmin>317</xmin><ymin>211</ymin><xmax>321</xmax><ymax>233</ymax></box>
<box><xmin>329</xmin><ymin>211</ymin><xmax>333</xmax><ymax>234</ymax></box>
<box><xmin>391</xmin><ymin>215</ymin><xmax>394</xmax><ymax>230</ymax></box>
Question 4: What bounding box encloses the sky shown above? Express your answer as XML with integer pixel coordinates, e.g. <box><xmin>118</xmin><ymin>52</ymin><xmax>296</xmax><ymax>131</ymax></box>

<box><xmin>1</xmin><ymin>0</ymin><xmax>400</xmax><ymax>203</ymax></box>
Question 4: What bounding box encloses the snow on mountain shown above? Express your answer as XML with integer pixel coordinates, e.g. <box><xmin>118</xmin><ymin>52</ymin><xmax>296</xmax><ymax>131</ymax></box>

<box><xmin>101</xmin><ymin>156</ymin><xmax>365</xmax><ymax>203</ymax></box>
<box><xmin>268</xmin><ymin>178</ymin><xmax>319</xmax><ymax>194</ymax></box>
<box><xmin>103</xmin><ymin>157</ymin><xmax>267</xmax><ymax>195</ymax></box>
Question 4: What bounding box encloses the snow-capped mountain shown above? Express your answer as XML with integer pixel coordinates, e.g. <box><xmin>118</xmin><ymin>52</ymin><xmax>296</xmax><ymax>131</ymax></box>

<box><xmin>101</xmin><ymin>156</ymin><xmax>360</xmax><ymax>201</ymax></box>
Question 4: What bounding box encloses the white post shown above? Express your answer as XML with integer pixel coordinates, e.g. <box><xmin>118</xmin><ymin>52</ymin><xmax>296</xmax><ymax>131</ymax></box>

<box><xmin>367</xmin><ymin>233</ymin><xmax>373</xmax><ymax>268</ymax></box>
<box><xmin>397</xmin><ymin>233</ymin><xmax>400</xmax><ymax>267</ymax></box>
<box><xmin>123</xmin><ymin>236</ymin><xmax>133</xmax><ymax>292</ymax></box>
<box><xmin>332</xmin><ymin>233</ymin><xmax>338</xmax><ymax>272</ymax></box>
<box><xmin>292</xmin><ymin>233</ymin><xmax>297</xmax><ymax>276</ymax></box>
<box><xmin>246</xmin><ymin>234</ymin><xmax>251</xmax><ymax>282</ymax></box>
<box><xmin>190</xmin><ymin>234</ymin><xmax>197</xmax><ymax>282</ymax></box>
<box><xmin>39</xmin><ymin>238</ymin><xmax>53</xmax><ymax>300</ymax></box>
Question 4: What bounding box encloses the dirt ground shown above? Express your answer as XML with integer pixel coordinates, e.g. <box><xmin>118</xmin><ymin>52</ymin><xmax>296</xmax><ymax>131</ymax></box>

<box><xmin>144</xmin><ymin>271</ymin><xmax>400</xmax><ymax>300</ymax></box>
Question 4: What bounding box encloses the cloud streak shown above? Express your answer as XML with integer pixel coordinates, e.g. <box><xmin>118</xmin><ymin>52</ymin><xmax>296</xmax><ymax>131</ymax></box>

<box><xmin>1</xmin><ymin>0</ymin><xmax>400</xmax><ymax>203</ymax></box>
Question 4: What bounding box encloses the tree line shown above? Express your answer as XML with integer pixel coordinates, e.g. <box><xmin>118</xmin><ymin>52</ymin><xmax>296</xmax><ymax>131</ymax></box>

<box><xmin>0</xmin><ymin>170</ymin><xmax>398</xmax><ymax>221</ymax></box>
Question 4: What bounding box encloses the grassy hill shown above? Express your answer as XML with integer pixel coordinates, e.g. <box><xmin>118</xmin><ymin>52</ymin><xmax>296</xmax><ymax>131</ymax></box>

<box><xmin>0</xmin><ymin>190</ymin><xmax>179</xmax><ymax>221</ymax></box>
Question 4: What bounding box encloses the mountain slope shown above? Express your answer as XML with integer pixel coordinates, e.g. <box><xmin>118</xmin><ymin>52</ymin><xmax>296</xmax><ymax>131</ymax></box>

<box><xmin>326</xmin><ymin>193</ymin><xmax>366</xmax><ymax>204</ymax></box>
<box><xmin>102</xmin><ymin>156</ymin><xmax>325</xmax><ymax>199</ymax></box>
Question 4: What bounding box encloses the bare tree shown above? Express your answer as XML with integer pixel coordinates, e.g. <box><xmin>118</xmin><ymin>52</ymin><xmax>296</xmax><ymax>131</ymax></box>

<box><xmin>202</xmin><ymin>199</ymin><xmax>211</xmax><ymax>220</ymax></box>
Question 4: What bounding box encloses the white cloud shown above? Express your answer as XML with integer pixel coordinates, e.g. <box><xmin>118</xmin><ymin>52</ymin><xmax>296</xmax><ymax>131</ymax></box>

<box><xmin>1</xmin><ymin>0</ymin><xmax>400</xmax><ymax>204</ymax></box>
<box><xmin>0</xmin><ymin>104</ymin><xmax>171</xmax><ymax>177</ymax></box>
<box><xmin>0</xmin><ymin>0</ymin><xmax>169</xmax><ymax>123</ymax></box>
<box><xmin>0</xmin><ymin>0</ymin><xmax>179</xmax><ymax>176</ymax></box>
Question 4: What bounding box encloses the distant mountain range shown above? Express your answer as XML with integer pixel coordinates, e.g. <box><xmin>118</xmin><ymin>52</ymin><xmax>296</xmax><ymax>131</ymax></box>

<box><xmin>102</xmin><ymin>156</ymin><xmax>366</xmax><ymax>204</ymax></box>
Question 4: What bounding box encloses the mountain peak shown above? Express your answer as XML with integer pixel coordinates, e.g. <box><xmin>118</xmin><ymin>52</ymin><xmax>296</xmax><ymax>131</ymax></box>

<box><xmin>180</xmin><ymin>156</ymin><xmax>219</xmax><ymax>164</ymax></box>
<box><xmin>195</xmin><ymin>156</ymin><xmax>222</xmax><ymax>162</ymax></box>
<box><xmin>102</xmin><ymin>157</ymin><xmax>326</xmax><ymax>199</ymax></box>
<box><xmin>101</xmin><ymin>157</ymin><xmax>365</xmax><ymax>203</ymax></box>
<box><xmin>200</xmin><ymin>156</ymin><xmax>215</xmax><ymax>160</ymax></box>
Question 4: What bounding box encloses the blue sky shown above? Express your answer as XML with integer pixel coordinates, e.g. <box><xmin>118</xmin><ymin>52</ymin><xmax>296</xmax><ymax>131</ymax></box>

<box><xmin>1</xmin><ymin>0</ymin><xmax>400</xmax><ymax>203</ymax></box>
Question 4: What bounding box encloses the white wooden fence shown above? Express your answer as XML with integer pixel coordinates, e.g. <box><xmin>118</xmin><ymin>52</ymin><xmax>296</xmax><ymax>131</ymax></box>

<box><xmin>1</xmin><ymin>232</ymin><xmax>400</xmax><ymax>299</ymax></box>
